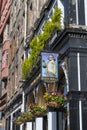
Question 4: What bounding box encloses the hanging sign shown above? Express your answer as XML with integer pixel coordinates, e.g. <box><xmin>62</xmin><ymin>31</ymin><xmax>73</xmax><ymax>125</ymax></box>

<box><xmin>41</xmin><ymin>52</ymin><xmax>58</xmax><ymax>82</ymax></box>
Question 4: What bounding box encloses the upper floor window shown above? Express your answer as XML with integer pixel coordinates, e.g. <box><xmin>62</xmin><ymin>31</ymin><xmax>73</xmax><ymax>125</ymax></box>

<box><xmin>69</xmin><ymin>0</ymin><xmax>77</xmax><ymax>24</ymax></box>
<box><xmin>6</xmin><ymin>50</ymin><xmax>8</xmax><ymax>66</ymax></box>
<box><xmin>65</xmin><ymin>0</ymin><xmax>85</xmax><ymax>25</ymax></box>
<box><xmin>25</xmin><ymin>48</ymin><xmax>29</xmax><ymax>58</ymax></box>
<box><xmin>30</xmin><ymin>2</ymin><xmax>33</xmax><ymax>10</ymax></box>
<box><xmin>2</xmin><ymin>50</ymin><xmax>8</xmax><ymax>69</ymax></box>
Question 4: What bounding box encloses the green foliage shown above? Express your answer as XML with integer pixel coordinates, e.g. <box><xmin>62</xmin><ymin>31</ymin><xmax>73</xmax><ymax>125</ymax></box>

<box><xmin>30</xmin><ymin>103</ymin><xmax>46</xmax><ymax>113</ymax></box>
<box><xmin>43</xmin><ymin>21</ymin><xmax>54</xmax><ymax>35</ymax></box>
<box><xmin>14</xmin><ymin>117</ymin><xmax>24</xmax><ymax>125</ymax></box>
<box><xmin>43</xmin><ymin>91</ymin><xmax>66</xmax><ymax>106</ymax></box>
<box><xmin>22</xmin><ymin>58</ymin><xmax>32</xmax><ymax>79</ymax></box>
<box><xmin>21</xmin><ymin>111</ymin><xmax>33</xmax><ymax>121</ymax></box>
<box><xmin>29</xmin><ymin>103</ymin><xmax>46</xmax><ymax>116</ymax></box>
<box><xmin>14</xmin><ymin>111</ymin><xmax>33</xmax><ymax>125</ymax></box>
<box><xmin>22</xmin><ymin>7</ymin><xmax>62</xmax><ymax>79</ymax></box>
<box><xmin>51</xmin><ymin>7</ymin><xmax>62</xmax><ymax>24</ymax></box>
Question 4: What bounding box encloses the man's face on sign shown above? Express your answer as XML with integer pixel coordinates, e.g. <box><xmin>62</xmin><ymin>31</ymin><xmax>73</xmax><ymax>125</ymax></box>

<box><xmin>48</xmin><ymin>55</ymin><xmax>54</xmax><ymax>61</ymax></box>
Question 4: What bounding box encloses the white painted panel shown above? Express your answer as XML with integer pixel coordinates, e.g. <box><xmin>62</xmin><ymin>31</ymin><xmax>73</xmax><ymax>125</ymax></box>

<box><xmin>48</xmin><ymin>112</ymin><xmax>57</xmax><ymax>130</ymax></box>
<box><xmin>77</xmin><ymin>53</ymin><xmax>82</xmax><ymax>130</ymax></box>
<box><xmin>26</xmin><ymin>122</ymin><xmax>32</xmax><ymax>130</ymax></box>
<box><xmin>79</xmin><ymin>101</ymin><xmax>82</xmax><ymax>130</ymax></box>
<box><xmin>36</xmin><ymin>117</ymin><xmax>43</xmax><ymax>130</ymax></box>
<box><xmin>77</xmin><ymin>53</ymin><xmax>81</xmax><ymax>91</ymax></box>
<box><xmin>84</xmin><ymin>0</ymin><xmax>87</xmax><ymax>25</ymax></box>
<box><xmin>58</xmin><ymin>0</ymin><xmax>64</xmax><ymax>28</ymax></box>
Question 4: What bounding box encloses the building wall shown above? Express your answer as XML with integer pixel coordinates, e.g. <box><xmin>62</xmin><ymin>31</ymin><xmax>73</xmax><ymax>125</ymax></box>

<box><xmin>27</xmin><ymin>0</ymin><xmax>47</xmax><ymax>34</ymax></box>
<box><xmin>1</xmin><ymin>24</ymin><xmax>10</xmax><ymax>103</ymax></box>
<box><xmin>7</xmin><ymin>0</ymin><xmax>25</xmax><ymax>101</ymax></box>
<box><xmin>7</xmin><ymin>0</ymin><xmax>48</xmax><ymax>101</ymax></box>
<box><xmin>0</xmin><ymin>0</ymin><xmax>11</xmax><ymax>90</ymax></box>
<box><xmin>4</xmin><ymin>0</ymin><xmax>87</xmax><ymax>130</ymax></box>
<box><xmin>0</xmin><ymin>0</ymin><xmax>11</xmax><ymax>130</ymax></box>
<box><xmin>2</xmin><ymin>25</ymin><xmax>9</xmax><ymax>80</ymax></box>
<box><xmin>0</xmin><ymin>0</ymin><xmax>11</xmax><ymax>35</ymax></box>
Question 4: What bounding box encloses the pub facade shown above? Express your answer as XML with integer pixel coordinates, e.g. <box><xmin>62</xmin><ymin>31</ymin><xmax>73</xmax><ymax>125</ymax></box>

<box><xmin>5</xmin><ymin>0</ymin><xmax>87</xmax><ymax>130</ymax></box>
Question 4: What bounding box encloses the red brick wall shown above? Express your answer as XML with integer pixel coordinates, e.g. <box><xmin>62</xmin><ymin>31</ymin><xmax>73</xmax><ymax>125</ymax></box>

<box><xmin>0</xmin><ymin>0</ymin><xmax>11</xmax><ymax>35</ymax></box>
<box><xmin>2</xmin><ymin>40</ymin><xmax>9</xmax><ymax>79</ymax></box>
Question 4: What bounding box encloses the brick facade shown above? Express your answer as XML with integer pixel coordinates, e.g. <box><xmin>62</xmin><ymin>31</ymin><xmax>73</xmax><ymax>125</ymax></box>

<box><xmin>0</xmin><ymin>0</ymin><xmax>11</xmax><ymax>129</ymax></box>
<box><xmin>0</xmin><ymin>0</ymin><xmax>11</xmax><ymax>35</ymax></box>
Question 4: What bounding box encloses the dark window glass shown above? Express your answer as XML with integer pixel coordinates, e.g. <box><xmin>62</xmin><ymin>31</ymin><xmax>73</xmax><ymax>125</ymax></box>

<box><xmin>69</xmin><ymin>0</ymin><xmax>76</xmax><ymax>24</ymax></box>
<box><xmin>6</xmin><ymin>116</ymin><xmax>11</xmax><ymax>130</ymax></box>
<box><xmin>25</xmin><ymin>48</ymin><xmax>29</xmax><ymax>58</ymax></box>
<box><xmin>30</xmin><ymin>2</ymin><xmax>33</xmax><ymax>10</ymax></box>
<box><xmin>78</xmin><ymin>0</ymin><xmax>85</xmax><ymax>25</ymax></box>
<box><xmin>13</xmin><ymin>109</ymin><xmax>21</xmax><ymax>130</ymax></box>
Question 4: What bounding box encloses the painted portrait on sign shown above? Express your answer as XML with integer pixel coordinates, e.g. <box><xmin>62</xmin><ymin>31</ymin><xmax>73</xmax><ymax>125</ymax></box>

<box><xmin>41</xmin><ymin>52</ymin><xmax>58</xmax><ymax>81</ymax></box>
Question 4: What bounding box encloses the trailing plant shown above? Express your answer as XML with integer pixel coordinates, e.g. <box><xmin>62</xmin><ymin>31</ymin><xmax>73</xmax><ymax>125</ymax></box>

<box><xmin>22</xmin><ymin>58</ymin><xmax>32</xmax><ymax>79</ymax></box>
<box><xmin>21</xmin><ymin>111</ymin><xmax>33</xmax><ymax>121</ymax></box>
<box><xmin>43</xmin><ymin>91</ymin><xmax>66</xmax><ymax>107</ymax></box>
<box><xmin>14</xmin><ymin>116</ymin><xmax>24</xmax><ymax>125</ymax></box>
<box><xmin>14</xmin><ymin>111</ymin><xmax>33</xmax><ymax>125</ymax></box>
<box><xmin>51</xmin><ymin>7</ymin><xmax>62</xmax><ymax>30</ymax></box>
<box><xmin>29</xmin><ymin>103</ymin><xmax>46</xmax><ymax>116</ymax></box>
<box><xmin>22</xmin><ymin>7</ymin><xmax>62</xmax><ymax>79</ymax></box>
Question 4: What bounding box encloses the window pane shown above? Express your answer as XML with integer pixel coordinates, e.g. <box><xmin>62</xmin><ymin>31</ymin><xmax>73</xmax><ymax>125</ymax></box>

<box><xmin>69</xmin><ymin>0</ymin><xmax>76</xmax><ymax>24</ymax></box>
<box><xmin>78</xmin><ymin>0</ymin><xmax>85</xmax><ymax>25</ymax></box>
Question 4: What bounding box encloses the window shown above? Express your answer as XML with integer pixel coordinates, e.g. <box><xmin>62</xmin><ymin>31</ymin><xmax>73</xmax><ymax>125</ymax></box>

<box><xmin>13</xmin><ymin>110</ymin><xmax>21</xmax><ymax>130</ymax></box>
<box><xmin>6</xmin><ymin>116</ymin><xmax>11</xmax><ymax>130</ymax></box>
<box><xmin>3</xmin><ymin>24</ymin><xmax>9</xmax><ymax>42</ymax></box>
<box><xmin>12</xmin><ymin>73</ymin><xmax>15</xmax><ymax>94</ymax></box>
<box><xmin>65</xmin><ymin>0</ymin><xmax>85</xmax><ymax>25</ymax></box>
<box><xmin>69</xmin><ymin>0</ymin><xmax>77</xmax><ymax>24</ymax></box>
<box><xmin>25</xmin><ymin>48</ymin><xmax>29</xmax><ymax>58</ymax></box>
<box><xmin>2</xmin><ymin>50</ymin><xmax>8</xmax><ymax>69</ymax></box>
<box><xmin>78</xmin><ymin>0</ymin><xmax>85</xmax><ymax>25</ymax></box>
<box><xmin>6</xmin><ymin>50</ymin><xmax>8</xmax><ymax>66</ymax></box>
<box><xmin>30</xmin><ymin>2</ymin><xmax>33</xmax><ymax>10</ymax></box>
<box><xmin>15</xmin><ymin>66</ymin><xmax>18</xmax><ymax>90</ymax></box>
<box><xmin>21</xmin><ymin>55</ymin><xmax>24</xmax><ymax>63</ymax></box>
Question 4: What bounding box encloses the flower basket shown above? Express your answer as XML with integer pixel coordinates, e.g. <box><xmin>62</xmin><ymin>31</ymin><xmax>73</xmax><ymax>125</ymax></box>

<box><xmin>23</xmin><ymin>117</ymin><xmax>32</xmax><ymax>121</ymax></box>
<box><xmin>33</xmin><ymin>111</ymin><xmax>43</xmax><ymax>116</ymax></box>
<box><xmin>15</xmin><ymin>121</ymin><xmax>23</xmax><ymax>125</ymax></box>
<box><xmin>47</xmin><ymin>101</ymin><xmax>61</xmax><ymax>108</ymax></box>
<box><xmin>43</xmin><ymin>91</ymin><xmax>66</xmax><ymax>109</ymax></box>
<box><xmin>14</xmin><ymin>111</ymin><xmax>33</xmax><ymax>125</ymax></box>
<box><xmin>14</xmin><ymin>117</ymin><xmax>24</xmax><ymax>125</ymax></box>
<box><xmin>21</xmin><ymin>111</ymin><xmax>33</xmax><ymax>122</ymax></box>
<box><xmin>30</xmin><ymin>103</ymin><xmax>46</xmax><ymax>117</ymax></box>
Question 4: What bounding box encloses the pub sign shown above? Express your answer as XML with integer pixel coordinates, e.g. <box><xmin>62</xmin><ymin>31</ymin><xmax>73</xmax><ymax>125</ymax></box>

<box><xmin>41</xmin><ymin>52</ymin><xmax>58</xmax><ymax>82</ymax></box>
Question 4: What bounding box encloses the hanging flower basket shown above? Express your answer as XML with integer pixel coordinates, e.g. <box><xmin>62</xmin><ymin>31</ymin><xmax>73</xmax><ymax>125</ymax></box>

<box><xmin>33</xmin><ymin>111</ymin><xmax>44</xmax><ymax>116</ymax></box>
<box><xmin>14</xmin><ymin>117</ymin><xmax>23</xmax><ymax>125</ymax></box>
<box><xmin>21</xmin><ymin>111</ymin><xmax>33</xmax><ymax>121</ymax></box>
<box><xmin>43</xmin><ymin>91</ymin><xmax>66</xmax><ymax>108</ymax></box>
<box><xmin>30</xmin><ymin>103</ymin><xmax>46</xmax><ymax>117</ymax></box>
<box><xmin>15</xmin><ymin>121</ymin><xmax>23</xmax><ymax>125</ymax></box>
<box><xmin>14</xmin><ymin>111</ymin><xmax>33</xmax><ymax>125</ymax></box>
<box><xmin>47</xmin><ymin>101</ymin><xmax>61</xmax><ymax>108</ymax></box>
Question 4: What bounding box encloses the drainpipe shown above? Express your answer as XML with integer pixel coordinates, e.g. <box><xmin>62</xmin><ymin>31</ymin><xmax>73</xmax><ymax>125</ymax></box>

<box><xmin>20</xmin><ymin>91</ymin><xmax>25</xmax><ymax>130</ymax></box>
<box><xmin>24</xmin><ymin>0</ymin><xmax>27</xmax><ymax>46</ymax></box>
<box><xmin>24</xmin><ymin>0</ymin><xmax>27</xmax><ymax>59</ymax></box>
<box><xmin>21</xmin><ymin>91</ymin><xmax>25</xmax><ymax>112</ymax></box>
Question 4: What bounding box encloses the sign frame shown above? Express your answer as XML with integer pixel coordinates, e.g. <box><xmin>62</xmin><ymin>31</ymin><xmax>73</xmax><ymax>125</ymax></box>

<box><xmin>41</xmin><ymin>51</ymin><xmax>58</xmax><ymax>83</ymax></box>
